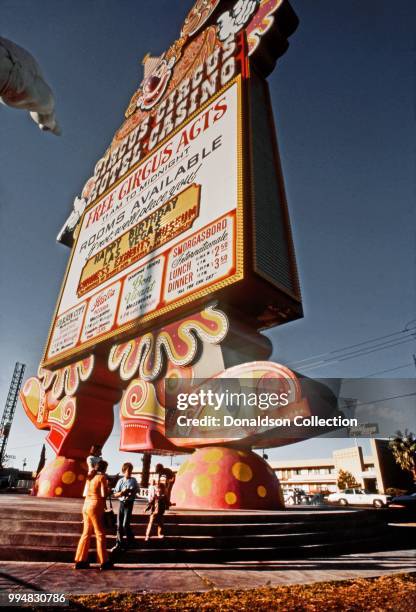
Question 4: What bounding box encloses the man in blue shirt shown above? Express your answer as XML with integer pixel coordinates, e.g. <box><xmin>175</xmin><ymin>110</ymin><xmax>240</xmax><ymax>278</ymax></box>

<box><xmin>112</xmin><ymin>462</ymin><xmax>138</xmax><ymax>551</ymax></box>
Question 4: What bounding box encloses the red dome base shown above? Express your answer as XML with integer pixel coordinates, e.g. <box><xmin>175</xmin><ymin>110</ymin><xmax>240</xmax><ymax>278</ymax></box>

<box><xmin>171</xmin><ymin>447</ymin><xmax>284</xmax><ymax>510</ymax></box>
<box><xmin>33</xmin><ymin>457</ymin><xmax>87</xmax><ymax>498</ymax></box>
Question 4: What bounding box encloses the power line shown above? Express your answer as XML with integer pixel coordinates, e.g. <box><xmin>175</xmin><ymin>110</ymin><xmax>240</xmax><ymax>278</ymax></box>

<box><xmin>289</xmin><ymin>326</ymin><xmax>416</xmax><ymax>369</ymax></box>
<box><xmin>299</xmin><ymin>338</ymin><xmax>412</xmax><ymax>370</ymax></box>
<box><xmin>6</xmin><ymin>442</ymin><xmax>45</xmax><ymax>451</ymax></box>
<box><xmin>335</xmin><ymin>328</ymin><xmax>415</xmax><ymax>352</ymax></box>
<box><xmin>352</xmin><ymin>391</ymin><xmax>416</xmax><ymax>409</ymax></box>
<box><xmin>292</xmin><ymin>329</ymin><xmax>414</xmax><ymax>365</ymax></box>
<box><xmin>365</xmin><ymin>363</ymin><xmax>414</xmax><ymax>377</ymax></box>
<box><xmin>294</xmin><ymin>339</ymin><xmax>415</xmax><ymax>372</ymax></box>
<box><xmin>289</xmin><ymin>335</ymin><xmax>416</xmax><ymax>373</ymax></box>
<box><xmin>337</xmin><ymin>337</ymin><xmax>415</xmax><ymax>362</ymax></box>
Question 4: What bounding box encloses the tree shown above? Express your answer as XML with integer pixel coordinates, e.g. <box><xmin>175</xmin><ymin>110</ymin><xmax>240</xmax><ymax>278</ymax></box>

<box><xmin>36</xmin><ymin>444</ymin><xmax>46</xmax><ymax>476</ymax></box>
<box><xmin>337</xmin><ymin>469</ymin><xmax>359</xmax><ymax>490</ymax></box>
<box><xmin>389</xmin><ymin>430</ymin><xmax>416</xmax><ymax>484</ymax></box>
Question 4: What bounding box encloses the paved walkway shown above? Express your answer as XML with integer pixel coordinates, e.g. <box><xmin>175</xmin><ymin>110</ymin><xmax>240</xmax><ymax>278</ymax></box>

<box><xmin>0</xmin><ymin>550</ymin><xmax>415</xmax><ymax>595</ymax></box>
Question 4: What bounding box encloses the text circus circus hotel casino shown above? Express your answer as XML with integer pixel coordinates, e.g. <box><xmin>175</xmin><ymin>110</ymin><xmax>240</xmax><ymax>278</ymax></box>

<box><xmin>44</xmin><ymin>0</ymin><xmax>302</xmax><ymax>368</ymax></box>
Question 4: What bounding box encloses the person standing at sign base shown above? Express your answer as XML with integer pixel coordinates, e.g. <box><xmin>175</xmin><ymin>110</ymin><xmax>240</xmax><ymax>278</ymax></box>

<box><xmin>144</xmin><ymin>483</ymin><xmax>168</xmax><ymax>541</ymax></box>
<box><xmin>86</xmin><ymin>444</ymin><xmax>103</xmax><ymax>479</ymax></box>
<box><xmin>112</xmin><ymin>462</ymin><xmax>138</xmax><ymax>552</ymax></box>
<box><xmin>74</xmin><ymin>460</ymin><xmax>113</xmax><ymax>571</ymax></box>
<box><xmin>155</xmin><ymin>463</ymin><xmax>175</xmax><ymax>505</ymax></box>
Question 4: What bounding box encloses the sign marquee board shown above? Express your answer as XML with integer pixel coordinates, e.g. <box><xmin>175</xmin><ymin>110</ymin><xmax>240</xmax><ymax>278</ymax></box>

<box><xmin>45</xmin><ymin>0</ymin><xmax>302</xmax><ymax>368</ymax></box>
<box><xmin>46</xmin><ymin>79</ymin><xmax>243</xmax><ymax>362</ymax></box>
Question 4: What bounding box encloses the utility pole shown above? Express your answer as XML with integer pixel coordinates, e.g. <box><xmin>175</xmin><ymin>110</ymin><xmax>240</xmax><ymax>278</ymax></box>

<box><xmin>0</xmin><ymin>363</ymin><xmax>26</xmax><ymax>468</ymax></box>
<box><xmin>141</xmin><ymin>452</ymin><xmax>151</xmax><ymax>488</ymax></box>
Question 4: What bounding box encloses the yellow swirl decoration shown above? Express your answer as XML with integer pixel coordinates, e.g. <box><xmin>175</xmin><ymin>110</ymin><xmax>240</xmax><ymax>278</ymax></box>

<box><xmin>120</xmin><ymin>379</ymin><xmax>149</xmax><ymax>418</ymax></box>
<box><xmin>108</xmin><ymin>303</ymin><xmax>228</xmax><ymax>382</ymax></box>
<box><xmin>48</xmin><ymin>396</ymin><xmax>77</xmax><ymax>430</ymax></box>
<box><xmin>120</xmin><ymin>379</ymin><xmax>164</xmax><ymax>424</ymax></box>
<box><xmin>20</xmin><ymin>377</ymin><xmax>47</xmax><ymax>427</ymax></box>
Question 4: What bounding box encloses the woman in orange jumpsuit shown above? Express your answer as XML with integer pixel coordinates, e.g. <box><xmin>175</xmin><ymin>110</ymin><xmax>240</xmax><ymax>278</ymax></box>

<box><xmin>74</xmin><ymin>459</ymin><xmax>113</xmax><ymax>570</ymax></box>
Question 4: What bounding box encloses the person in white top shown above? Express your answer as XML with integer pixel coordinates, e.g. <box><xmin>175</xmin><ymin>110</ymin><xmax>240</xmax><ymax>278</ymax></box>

<box><xmin>86</xmin><ymin>445</ymin><xmax>103</xmax><ymax>480</ymax></box>
<box><xmin>147</xmin><ymin>479</ymin><xmax>157</xmax><ymax>503</ymax></box>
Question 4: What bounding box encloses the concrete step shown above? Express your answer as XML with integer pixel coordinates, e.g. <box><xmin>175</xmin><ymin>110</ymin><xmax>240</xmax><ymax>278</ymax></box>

<box><xmin>0</xmin><ymin>506</ymin><xmax>378</xmax><ymax>524</ymax></box>
<box><xmin>0</xmin><ymin>515</ymin><xmax>382</xmax><ymax>536</ymax></box>
<box><xmin>0</xmin><ymin>524</ymin><xmax>384</xmax><ymax>549</ymax></box>
<box><xmin>0</xmin><ymin>495</ymin><xmax>407</xmax><ymax>564</ymax></box>
<box><xmin>0</xmin><ymin>529</ymin><xmax>408</xmax><ymax>564</ymax></box>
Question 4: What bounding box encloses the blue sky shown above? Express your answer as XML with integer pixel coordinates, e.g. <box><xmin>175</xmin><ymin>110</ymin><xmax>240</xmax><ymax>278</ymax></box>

<box><xmin>1</xmin><ymin>0</ymin><xmax>415</xmax><ymax>473</ymax></box>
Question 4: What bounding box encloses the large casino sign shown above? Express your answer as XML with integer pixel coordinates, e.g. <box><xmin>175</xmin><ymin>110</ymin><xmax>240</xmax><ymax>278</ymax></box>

<box><xmin>46</xmin><ymin>0</ymin><xmax>302</xmax><ymax>368</ymax></box>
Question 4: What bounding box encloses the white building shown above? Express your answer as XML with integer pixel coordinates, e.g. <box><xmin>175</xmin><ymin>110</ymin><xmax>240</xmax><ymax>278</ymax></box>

<box><xmin>270</xmin><ymin>440</ymin><xmax>410</xmax><ymax>494</ymax></box>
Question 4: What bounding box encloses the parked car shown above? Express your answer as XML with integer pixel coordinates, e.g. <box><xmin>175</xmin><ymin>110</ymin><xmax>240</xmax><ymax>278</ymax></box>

<box><xmin>388</xmin><ymin>491</ymin><xmax>416</xmax><ymax>509</ymax></box>
<box><xmin>327</xmin><ymin>488</ymin><xmax>391</xmax><ymax>508</ymax></box>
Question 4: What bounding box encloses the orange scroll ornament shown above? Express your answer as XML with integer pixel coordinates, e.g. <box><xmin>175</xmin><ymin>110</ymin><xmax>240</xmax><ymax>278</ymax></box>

<box><xmin>108</xmin><ymin>303</ymin><xmax>228</xmax><ymax>382</ymax></box>
<box><xmin>20</xmin><ymin>355</ymin><xmax>120</xmax><ymax>459</ymax></box>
